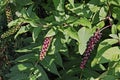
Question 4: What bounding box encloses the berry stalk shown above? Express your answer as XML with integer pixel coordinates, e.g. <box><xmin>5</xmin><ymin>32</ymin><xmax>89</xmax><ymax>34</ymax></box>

<box><xmin>80</xmin><ymin>29</ymin><xmax>102</xmax><ymax>69</ymax></box>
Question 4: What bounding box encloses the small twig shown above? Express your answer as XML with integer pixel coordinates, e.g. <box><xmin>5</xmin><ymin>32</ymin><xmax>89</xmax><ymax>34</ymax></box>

<box><xmin>80</xmin><ymin>70</ymin><xmax>83</xmax><ymax>80</ymax></box>
<box><xmin>99</xmin><ymin>24</ymin><xmax>112</xmax><ymax>32</ymax></box>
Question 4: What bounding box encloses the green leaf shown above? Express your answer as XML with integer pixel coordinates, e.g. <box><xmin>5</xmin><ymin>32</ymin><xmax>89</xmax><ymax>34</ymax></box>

<box><xmin>78</xmin><ymin>27</ymin><xmax>92</xmax><ymax>55</ymax></box>
<box><xmin>112</xmin><ymin>7</ymin><xmax>120</xmax><ymax>21</ymax></box>
<box><xmin>15</xmin><ymin>0</ymin><xmax>33</xmax><ymax>6</ymax></box>
<box><xmin>111</xmin><ymin>24</ymin><xmax>117</xmax><ymax>34</ymax></box>
<box><xmin>40</xmin><ymin>57</ymin><xmax>60</xmax><ymax>76</ymax></box>
<box><xmin>99</xmin><ymin>7</ymin><xmax>107</xmax><ymax>20</ymax></box>
<box><xmin>115</xmin><ymin>62</ymin><xmax>120</xmax><ymax>73</ymax></box>
<box><xmin>63</xmin><ymin>77</ymin><xmax>79</xmax><ymax>80</ymax></box>
<box><xmin>89</xmin><ymin>0</ymin><xmax>103</xmax><ymax>5</ymax></box>
<box><xmin>109</xmin><ymin>34</ymin><xmax>118</xmax><ymax>39</ymax></box>
<box><xmin>33</xmin><ymin>65</ymin><xmax>49</xmax><ymax>80</ymax></box>
<box><xmin>73</xmin><ymin>17</ymin><xmax>91</xmax><ymax>28</ymax></box>
<box><xmin>15</xmin><ymin>43</ymin><xmax>41</xmax><ymax>53</ymax></box>
<box><xmin>7</xmin><ymin>19</ymin><xmax>21</xmax><ymax>28</ymax></box>
<box><xmin>14</xmin><ymin>25</ymin><xmax>30</xmax><ymax>39</ymax></box>
<box><xmin>96</xmin><ymin>21</ymin><xmax>105</xmax><ymax>29</ymax></box>
<box><xmin>83</xmin><ymin>68</ymin><xmax>100</xmax><ymax>78</ymax></box>
<box><xmin>26</xmin><ymin>20</ymin><xmax>39</xmax><ymax>27</ymax></box>
<box><xmin>32</xmin><ymin>27</ymin><xmax>42</xmax><ymax>42</ymax></box>
<box><xmin>66</xmin><ymin>16</ymin><xmax>78</xmax><ymax>24</ymax></box>
<box><xmin>53</xmin><ymin>0</ymin><xmax>65</xmax><ymax>11</ymax></box>
<box><xmin>54</xmin><ymin>52</ymin><xmax>63</xmax><ymax>68</ymax></box>
<box><xmin>27</xmin><ymin>5</ymin><xmax>39</xmax><ymax>20</ymax></box>
<box><xmin>68</xmin><ymin>0</ymin><xmax>74</xmax><ymax>7</ymax></box>
<box><xmin>118</xmin><ymin>33</ymin><xmax>120</xmax><ymax>41</ymax></box>
<box><xmin>66</xmin><ymin>3</ymin><xmax>84</xmax><ymax>15</ymax></box>
<box><xmin>92</xmin><ymin>39</ymin><xmax>118</xmax><ymax>66</ymax></box>
<box><xmin>109</xmin><ymin>0</ymin><xmax>120</xmax><ymax>6</ymax></box>
<box><xmin>48</xmin><ymin>38</ymin><xmax>61</xmax><ymax>55</ymax></box>
<box><xmin>98</xmin><ymin>47</ymin><xmax>120</xmax><ymax>63</ymax></box>
<box><xmin>117</xmin><ymin>24</ymin><xmax>120</xmax><ymax>31</ymax></box>
<box><xmin>15</xmin><ymin>53</ymin><xmax>38</xmax><ymax>62</ymax></box>
<box><xmin>45</xmin><ymin>27</ymin><xmax>58</xmax><ymax>37</ymax></box>
<box><xmin>100</xmin><ymin>0</ymin><xmax>106</xmax><ymax>2</ymax></box>
<box><xmin>59</xmin><ymin>42</ymin><xmax>69</xmax><ymax>57</ymax></box>
<box><xmin>102</xmin><ymin>75</ymin><xmax>116</xmax><ymax>80</ymax></box>
<box><xmin>10</xmin><ymin>63</ymin><xmax>33</xmax><ymax>71</ymax></box>
<box><xmin>48</xmin><ymin>36</ymin><xmax>63</xmax><ymax>67</ymax></box>
<box><xmin>66</xmin><ymin>67</ymin><xmax>81</xmax><ymax>76</ymax></box>
<box><xmin>88</xmin><ymin>3</ymin><xmax>100</xmax><ymax>13</ymax></box>
<box><xmin>7</xmin><ymin>72</ymin><xmax>28</xmax><ymax>80</ymax></box>
<box><xmin>64</xmin><ymin>27</ymin><xmax>79</xmax><ymax>41</ymax></box>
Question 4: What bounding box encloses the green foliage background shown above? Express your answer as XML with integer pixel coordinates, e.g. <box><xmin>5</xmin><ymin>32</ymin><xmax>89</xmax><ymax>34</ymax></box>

<box><xmin>0</xmin><ymin>0</ymin><xmax>120</xmax><ymax>80</ymax></box>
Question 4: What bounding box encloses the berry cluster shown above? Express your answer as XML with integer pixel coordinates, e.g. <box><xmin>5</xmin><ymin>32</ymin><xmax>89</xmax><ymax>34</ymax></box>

<box><xmin>5</xmin><ymin>5</ymin><xmax>13</xmax><ymax>23</ymax></box>
<box><xmin>40</xmin><ymin>37</ymin><xmax>52</xmax><ymax>60</ymax></box>
<box><xmin>1</xmin><ymin>25</ymin><xmax>20</xmax><ymax>39</ymax></box>
<box><xmin>80</xmin><ymin>29</ymin><xmax>102</xmax><ymax>69</ymax></box>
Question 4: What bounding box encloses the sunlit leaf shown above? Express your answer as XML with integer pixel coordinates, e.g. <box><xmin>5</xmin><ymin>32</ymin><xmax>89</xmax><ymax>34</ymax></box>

<box><xmin>78</xmin><ymin>27</ymin><xmax>92</xmax><ymax>55</ymax></box>
<box><xmin>92</xmin><ymin>39</ymin><xmax>118</xmax><ymax>66</ymax></box>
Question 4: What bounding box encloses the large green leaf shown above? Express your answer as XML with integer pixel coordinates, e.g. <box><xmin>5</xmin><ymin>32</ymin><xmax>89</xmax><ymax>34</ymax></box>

<box><xmin>73</xmin><ymin>17</ymin><xmax>92</xmax><ymax>28</ymax></box>
<box><xmin>48</xmin><ymin>36</ymin><xmax>63</xmax><ymax>67</ymax></box>
<box><xmin>40</xmin><ymin>57</ymin><xmax>60</xmax><ymax>76</ymax></box>
<box><xmin>30</xmin><ymin>65</ymin><xmax>49</xmax><ymax>80</ymax></box>
<box><xmin>98</xmin><ymin>47</ymin><xmax>120</xmax><ymax>63</ymax></box>
<box><xmin>92</xmin><ymin>39</ymin><xmax>118</xmax><ymax>66</ymax></box>
<box><xmin>78</xmin><ymin>27</ymin><xmax>92</xmax><ymax>55</ymax></box>
<box><xmin>64</xmin><ymin>27</ymin><xmax>79</xmax><ymax>41</ymax></box>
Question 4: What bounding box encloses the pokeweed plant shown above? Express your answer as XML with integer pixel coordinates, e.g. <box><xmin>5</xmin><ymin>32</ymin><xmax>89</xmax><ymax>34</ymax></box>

<box><xmin>0</xmin><ymin>0</ymin><xmax>120</xmax><ymax>80</ymax></box>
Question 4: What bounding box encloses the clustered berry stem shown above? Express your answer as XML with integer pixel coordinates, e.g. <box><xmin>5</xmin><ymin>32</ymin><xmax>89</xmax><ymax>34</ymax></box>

<box><xmin>80</xmin><ymin>29</ymin><xmax>102</xmax><ymax>69</ymax></box>
<box><xmin>1</xmin><ymin>23</ymin><xmax>26</xmax><ymax>39</ymax></box>
<box><xmin>39</xmin><ymin>37</ymin><xmax>53</xmax><ymax>60</ymax></box>
<box><xmin>80</xmin><ymin>16</ymin><xmax>112</xmax><ymax>69</ymax></box>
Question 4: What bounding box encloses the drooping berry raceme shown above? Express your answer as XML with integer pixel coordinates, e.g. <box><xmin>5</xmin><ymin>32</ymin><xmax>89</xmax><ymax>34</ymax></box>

<box><xmin>1</xmin><ymin>23</ymin><xmax>27</xmax><ymax>39</ymax></box>
<box><xmin>80</xmin><ymin>29</ymin><xmax>102</xmax><ymax>69</ymax></box>
<box><xmin>39</xmin><ymin>37</ymin><xmax>53</xmax><ymax>60</ymax></box>
<box><xmin>5</xmin><ymin>5</ymin><xmax>13</xmax><ymax>23</ymax></box>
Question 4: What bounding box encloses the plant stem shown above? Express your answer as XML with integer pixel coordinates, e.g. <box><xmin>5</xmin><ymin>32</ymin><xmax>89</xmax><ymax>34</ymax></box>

<box><xmin>99</xmin><ymin>24</ymin><xmax>112</xmax><ymax>32</ymax></box>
